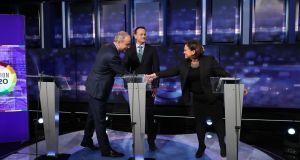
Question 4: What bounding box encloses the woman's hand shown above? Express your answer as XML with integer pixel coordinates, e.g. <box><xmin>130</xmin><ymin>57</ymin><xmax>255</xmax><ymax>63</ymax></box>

<box><xmin>152</xmin><ymin>88</ymin><xmax>157</xmax><ymax>97</ymax></box>
<box><xmin>244</xmin><ymin>88</ymin><xmax>248</xmax><ymax>96</ymax></box>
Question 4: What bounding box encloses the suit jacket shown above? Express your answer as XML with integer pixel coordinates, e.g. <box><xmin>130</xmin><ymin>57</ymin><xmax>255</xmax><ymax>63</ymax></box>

<box><xmin>156</xmin><ymin>55</ymin><xmax>229</xmax><ymax>103</ymax></box>
<box><xmin>85</xmin><ymin>44</ymin><xmax>128</xmax><ymax>100</ymax></box>
<box><xmin>124</xmin><ymin>44</ymin><xmax>160</xmax><ymax>88</ymax></box>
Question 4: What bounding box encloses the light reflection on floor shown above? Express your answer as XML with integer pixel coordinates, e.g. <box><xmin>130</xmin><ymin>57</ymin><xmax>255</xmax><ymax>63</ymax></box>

<box><xmin>3</xmin><ymin>130</ymin><xmax>273</xmax><ymax>160</ymax></box>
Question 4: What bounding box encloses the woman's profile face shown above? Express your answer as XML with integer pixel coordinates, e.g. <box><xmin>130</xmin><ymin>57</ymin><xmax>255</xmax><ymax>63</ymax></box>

<box><xmin>183</xmin><ymin>44</ymin><xmax>195</xmax><ymax>59</ymax></box>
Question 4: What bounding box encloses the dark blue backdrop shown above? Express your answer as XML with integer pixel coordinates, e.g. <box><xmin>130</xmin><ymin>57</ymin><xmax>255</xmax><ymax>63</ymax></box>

<box><xmin>26</xmin><ymin>44</ymin><xmax>300</xmax><ymax>109</ymax></box>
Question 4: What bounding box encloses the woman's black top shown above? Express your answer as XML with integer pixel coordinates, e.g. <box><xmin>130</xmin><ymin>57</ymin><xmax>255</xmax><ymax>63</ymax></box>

<box><xmin>156</xmin><ymin>56</ymin><xmax>229</xmax><ymax>103</ymax></box>
<box><xmin>187</xmin><ymin>66</ymin><xmax>204</xmax><ymax>95</ymax></box>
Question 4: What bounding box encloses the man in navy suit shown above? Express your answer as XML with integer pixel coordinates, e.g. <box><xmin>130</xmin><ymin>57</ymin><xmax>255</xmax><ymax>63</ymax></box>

<box><xmin>81</xmin><ymin>31</ymin><xmax>131</xmax><ymax>157</ymax></box>
<box><xmin>124</xmin><ymin>26</ymin><xmax>160</xmax><ymax>151</ymax></box>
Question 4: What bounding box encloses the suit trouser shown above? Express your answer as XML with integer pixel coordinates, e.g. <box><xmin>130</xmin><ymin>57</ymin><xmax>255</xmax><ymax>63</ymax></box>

<box><xmin>83</xmin><ymin>96</ymin><xmax>110</xmax><ymax>152</ymax></box>
<box><xmin>192</xmin><ymin>95</ymin><xmax>226</xmax><ymax>151</ymax></box>
<box><xmin>145</xmin><ymin>92</ymin><xmax>156</xmax><ymax>141</ymax></box>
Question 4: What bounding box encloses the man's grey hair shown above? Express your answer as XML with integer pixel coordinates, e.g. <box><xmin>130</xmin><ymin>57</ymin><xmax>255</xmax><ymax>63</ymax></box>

<box><xmin>114</xmin><ymin>31</ymin><xmax>130</xmax><ymax>42</ymax></box>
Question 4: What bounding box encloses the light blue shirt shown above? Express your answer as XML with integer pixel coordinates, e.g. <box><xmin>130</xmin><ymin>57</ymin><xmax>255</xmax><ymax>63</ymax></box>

<box><xmin>136</xmin><ymin>43</ymin><xmax>145</xmax><ymax>55</ymax></box>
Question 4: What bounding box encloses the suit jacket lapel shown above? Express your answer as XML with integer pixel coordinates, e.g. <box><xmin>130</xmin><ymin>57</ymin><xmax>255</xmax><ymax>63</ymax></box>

<box><xmin>132</xmin><ymin>44</ymin><xmax>140</xmax><ymax>63</ymax></box>
<box><xmin>140</xmin><ymin>45</ymin><xmax>147</xmax><ymax>64</ymax></box>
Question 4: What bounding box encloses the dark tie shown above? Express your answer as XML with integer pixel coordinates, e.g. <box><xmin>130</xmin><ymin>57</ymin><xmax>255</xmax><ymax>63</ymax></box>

<box><xmin>137</xmin><ymin>45</ymin><xmax>143</xmax><ymax>62</ymax></box>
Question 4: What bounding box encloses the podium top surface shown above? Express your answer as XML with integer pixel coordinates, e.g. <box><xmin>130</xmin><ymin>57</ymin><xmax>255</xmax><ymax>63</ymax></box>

<box><xmin>27</xmin><ymin>75</ymin><xmax>55</xmax><ymax>82</ymax></box>
<box><xmin>27</xmin><ymin>74</ymin><xmax>71</xmax><ymax>90</ymax></box>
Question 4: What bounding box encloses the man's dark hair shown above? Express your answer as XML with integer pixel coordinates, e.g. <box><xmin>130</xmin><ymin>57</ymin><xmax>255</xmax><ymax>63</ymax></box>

<box><xmin>134</xmin><ymin>26</ymin><xmax>146</xmax><ymax>34</ymax></box>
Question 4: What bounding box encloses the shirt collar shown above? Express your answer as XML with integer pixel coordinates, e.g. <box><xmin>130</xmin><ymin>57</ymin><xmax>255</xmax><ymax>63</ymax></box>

<box><xmin>136</xmin><ymin>43</ymin><xmax>145</xmax><ymax>48</ymax></box>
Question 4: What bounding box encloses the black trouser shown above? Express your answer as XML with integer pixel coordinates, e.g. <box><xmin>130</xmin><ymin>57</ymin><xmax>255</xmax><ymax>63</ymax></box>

<box><xmin>82</xmin><ymin>96</ymin><xmax>110</xmax><ymax>152</ymax></box>
<box><xmin>192</xmin><ymin>94</ymin><xmax>226</xmax><ymax>151</ymax></box>
<box><xmin>145</xmin><ymin>91</ymin><xmax>156</xmax><ymax>141</ymax></box>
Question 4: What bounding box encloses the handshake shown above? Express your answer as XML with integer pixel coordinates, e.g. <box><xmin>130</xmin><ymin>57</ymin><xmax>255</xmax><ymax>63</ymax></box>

<box><xmin>144</xmin><ymin>73</ymin><xmax>158</xmax><ymax>83</ymax></box>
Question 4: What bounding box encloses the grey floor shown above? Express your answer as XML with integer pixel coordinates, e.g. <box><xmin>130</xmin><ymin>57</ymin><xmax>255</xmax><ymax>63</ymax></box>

<box><xmin>3</xmin><ymin>129</ymin><xmax>273</xmax><ymax>160</ymax></box>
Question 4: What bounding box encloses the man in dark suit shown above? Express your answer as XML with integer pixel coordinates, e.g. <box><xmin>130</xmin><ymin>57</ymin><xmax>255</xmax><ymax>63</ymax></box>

<box><xmin>123</xmin><ymin>26</ymin><xmax>160</xmax><ymax>151</ymax></box>
<box><xmin>80</xmin><ymin>31</ymin><xmax>131</xmax><ymax>157</ymax></box>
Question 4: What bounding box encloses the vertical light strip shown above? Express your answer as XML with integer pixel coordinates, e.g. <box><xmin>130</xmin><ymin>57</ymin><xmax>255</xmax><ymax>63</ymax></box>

<box><xmin>40</xmin><ymin>2</ymin><xmax>44</xmax><ymax>48</ymax></box>
<box><xmin>162</xmin><ymin>0</ymin><xmax>167</xmax><ymax>45</ymax></box>
<box><xmin>159</xmin><ymin>1</ymin><xmax>164</xmax><ymax>38</ymax></box>
<box><xmin>195</xmin><ymin>0</ymin><xmax>200</xmax><ymax>36</ymax></box>
<box><xmin>133</xmin><ymin>0</ymin><xmax>136</xmax><ymax>30</ymax></box>
<box><xmin>286</xmin><ymin>0</ymin><xmax>296</xmax><ymax>43</ymax></box>
<box><xmin>96</xmin><ymin>0</ymin><xmax>101</xmax><ymax>47</ymax></box>
<box><xmin>252</xmin><ymin>0</ymin><xmax>255</xmax><ymax>42</ymax></box>
<box><xmin>235</xmin><ymin>0</ymin><xmax>240</xmax><ymax>35</ymax></box>
<box><xmin>92</xmin><ymin>9</ymin><xmax>96</xmax><ymax>40</ymax></box>
<box><xmin>62</xmin><ymin>1</ymin><xmax>66</xmax><ymax>48</ymax></box>
<box><xmin>296</xmin><ymin>0</ymin><xmax>299</xmax><ymax>32</ymax></box>
<box><xmin>127</xmin><ymin>0</ymin><xmax>132</xmax><ymax>35</ymax></box>
<box><xmin>201</xmin><ymin>0</ymin><xmax>207</xmax><ymax>45</ymax></box>
<box><xmin>66</xmin><ymin>1</ymin><xmax>71</xmax><ymax>46</ymax></box>
<box><xmin>285</xmin><ymin>0</ymin><xmax>289</xmax><ymax>39</ymax></box>
<box><xmin>242</xmin><ymin>0</ymin><xmax>251</xmax><ymax>44</ymax></box>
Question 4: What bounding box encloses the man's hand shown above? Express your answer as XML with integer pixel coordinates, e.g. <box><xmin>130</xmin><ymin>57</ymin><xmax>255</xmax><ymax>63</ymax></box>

<box><xmin>145</xmin><ymin>73</ymin><xmax>157</xmax><ymax>83</ymax></box>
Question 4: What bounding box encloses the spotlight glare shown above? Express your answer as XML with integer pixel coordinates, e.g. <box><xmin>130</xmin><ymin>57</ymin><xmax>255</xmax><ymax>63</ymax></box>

<box><xmin>135</xmin><ymin>155</ymin><xmax>144</xmax><ymax>160</ymax></box>
<box><xmin>38</xmin><ymin>118</ymin><xmax>44</xmax><ymax>124</ymax></box>
<box><xmin>288</xmin><ymin>128</ymin><xmax>296</xmax><ymax>135</ymax></box>
<box><xmin>47</xmin><ymin>151</ymin><xmax>56</xmax><ymax>156</ymax></box>
<box><xmin>206</xmin><ymin>134</ymin><xmax>213</xmax><ymax>139</ymax></box>
<box><xmin>206</xmin><ymin>119</ymin><xmax>213</xmax><ymax>126</ymax></box>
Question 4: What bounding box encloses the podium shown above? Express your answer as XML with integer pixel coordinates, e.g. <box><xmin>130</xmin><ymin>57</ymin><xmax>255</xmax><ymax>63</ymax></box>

<box><xmin>211</xmin><ymin>77</ymin><xmax>244</xmax><ymax>160</ymax></box>
<box><xmin>27</xmin><ymin>74</ymin><xmax>70</xmax><ymax>160</ymax></box>
<box><xmin>122</xmin><ymin>74</ymin><xmax>154</xmax><ymax>160</ymax></box>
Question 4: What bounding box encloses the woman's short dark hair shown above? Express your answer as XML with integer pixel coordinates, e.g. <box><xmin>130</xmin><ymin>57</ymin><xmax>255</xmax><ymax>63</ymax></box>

<box><xmin>185</xmin><ymin>40</ymin><xmax>204</xmax><ymax>59</ymax></box>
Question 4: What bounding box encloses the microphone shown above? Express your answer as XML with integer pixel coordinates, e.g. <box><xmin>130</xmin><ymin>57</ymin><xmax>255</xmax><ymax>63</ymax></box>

<box><xmin>132</xmin><ymin>70</ymin><xmax>136</xmax><ymax>76</ymax></box>
<box><xmin>38</xmin><ymin>71</ymin><xmax>44</xmax><ymax>77</ymax></box>
<box><xmin>132</xmin><ymin>71</ymin><xmax>137</xmax><ymax>83</ymax></box>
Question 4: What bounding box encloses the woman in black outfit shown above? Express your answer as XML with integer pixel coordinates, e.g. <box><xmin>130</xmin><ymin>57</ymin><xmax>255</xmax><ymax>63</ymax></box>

<box><xmin>146</xmin><ymin>40</ymin><xmax>229</xmax><ymax>158</ymax></box>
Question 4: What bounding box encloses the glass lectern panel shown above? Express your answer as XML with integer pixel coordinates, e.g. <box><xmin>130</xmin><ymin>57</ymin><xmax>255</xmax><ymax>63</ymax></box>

<box><xmin>210</xmin><ymin>77</ymin><xmax>240</xmax><ymax>93</ymax></box>
<box><xmin>27</xmin><ymin>74</ymin><xmax>71</xmax><ymax>91</ymax></box>
<box><xmin>122</xmin><ymin>74</ymin><xmax>152</xmax><ymax>90</ymax></box>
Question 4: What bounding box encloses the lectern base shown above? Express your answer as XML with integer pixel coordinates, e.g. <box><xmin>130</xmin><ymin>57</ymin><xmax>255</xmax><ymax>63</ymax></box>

<box><xmin>128</xmin><ymin>157</ymin><xmax>155</xmax><ymax>160</ymax></box>
<box><xmin>34</xmin><ymin>154</ymin><xmax>70</xmax><ymax>160</ymax></box>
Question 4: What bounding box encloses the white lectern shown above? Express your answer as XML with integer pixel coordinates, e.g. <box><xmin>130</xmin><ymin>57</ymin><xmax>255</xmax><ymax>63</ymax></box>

<box><xmin>39</xmin><ymin>80</ymin><xmax>59</xmax><ymax>157</ymax></box>
<box><xmin>122</xmin><ymin>74</ymin><xmax>154</xmax><ymax>160</ymax></box>
<box><xmin>211</xmin><ymin>77</ymin><xmax>244</xmax><ymax>160</ymax></box>
<box><xmin>28</xmin><ymin>74</ymin><xmax>70</xmax><ymax>160</ymax></box>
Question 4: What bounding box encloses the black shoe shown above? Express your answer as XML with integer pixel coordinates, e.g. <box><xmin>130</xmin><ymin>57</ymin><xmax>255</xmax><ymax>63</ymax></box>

<box><xmin>80</xmin><ymin>140</ymin><xmax>98</xmax><ymax>150</ymax></box>
<box><xmin>102</xmin><ymin>149</ymin><xmax>124</xmax><ymax>157</ymax></box>
<box><xmin>148</xmin><ymin>140</ymin><xmax>157</xmax><ymax>151</ymax></box>
<box><xmin>195</xmin><ymin>146</ymin><xmax>206</xmax><ymax>158</ymax></box>
<box><xmin>220</xmin><ymin>145</ymin><xmax>226</xmax><ymax>157</ymax></box>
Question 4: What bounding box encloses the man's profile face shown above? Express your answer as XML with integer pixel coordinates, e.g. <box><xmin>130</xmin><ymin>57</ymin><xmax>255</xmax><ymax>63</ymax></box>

<box><xmin>119</xmin><ymin>36</ymin><xmax>131</xmax><ymax>52</ymax></box>
<box><xmin>134</xmin><ymin>28</ymin><xmax>146</xmax><ymax>44</ymax></box>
